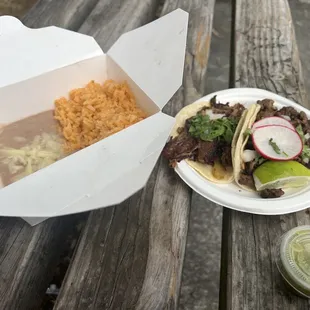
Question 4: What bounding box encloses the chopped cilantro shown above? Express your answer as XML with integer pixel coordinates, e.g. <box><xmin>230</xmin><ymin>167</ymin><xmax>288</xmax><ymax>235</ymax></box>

<box><xmin>269</xmin><ymin>138</ymin><xmax>281</xmax><ymax>155</ymax></box>
<box><xmin>302</xmin><ymin>145</ymin><xmax>310</xmax><ymax>162</ymax></box>
<box><xmin>244</xmin><ymin>128</ymin><xmax>252</xmax><ymax>137</ymax></box>
<box><xmin>254</xmin><ymin>155</ymin><xmax>266</xmax><ymax>166</ymax></box>
<box><xmin>188</xmin><ymin>114</ymin><xmax>238</xmax><ymax>143</ymax></box>
<box><xmin>296</xmin><ymin>124</ymin><xmax>310</xmax><ymax>162</ymax></box>
<box><xmin>296</xmin><ymin>125</ymin><xmax>305</xmax><ymax>143</ymax></box>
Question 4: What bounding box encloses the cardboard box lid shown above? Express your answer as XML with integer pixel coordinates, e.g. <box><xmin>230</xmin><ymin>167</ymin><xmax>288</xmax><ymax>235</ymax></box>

<box><xmin>0</xmin><ymin>9</ymin><xmax>188</xmax><ymax>219</ymax></box>
<box><xmin>0</xmin><ymin>16</ymin><xmax>103</xmax><ymax>88</ymax></box>
<box><xmin>107</xmin><ymin>9</ymin><xmax>188</xmax><ymax>109</ymax></box>
<box><xmin>0</xmin><ymin>9</ymin><xmax>188</xmax><ymax>110</ymax></box>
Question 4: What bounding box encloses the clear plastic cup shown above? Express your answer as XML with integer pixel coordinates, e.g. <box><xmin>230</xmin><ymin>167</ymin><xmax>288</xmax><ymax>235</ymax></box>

<box><xmin>275</xmin><ymin>225</ymin><xmax>310</xmax><ymax>298</ymax></box>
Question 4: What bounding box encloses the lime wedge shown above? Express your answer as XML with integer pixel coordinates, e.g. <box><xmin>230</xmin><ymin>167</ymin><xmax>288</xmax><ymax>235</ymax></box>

<box><xmin>253</xmin><ymin>161</ymin><xmax>310</xmax><ymax>191</ymax></box>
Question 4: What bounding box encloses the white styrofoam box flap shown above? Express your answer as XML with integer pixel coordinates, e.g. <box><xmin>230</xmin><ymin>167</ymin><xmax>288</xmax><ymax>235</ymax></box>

<box><xmin>0</xmin><ymin>112</ymin><xmax>175</xmax><ymax>217</ymax></box>
<box><xmin>107</xmin><ymin>9</ymin><xmax>188</xmax><ymax>110</ymax></box>
<box><xmin>0</xmin><ymin>16</ymin><xmax>103</xmax><ymax>88</ymax></box>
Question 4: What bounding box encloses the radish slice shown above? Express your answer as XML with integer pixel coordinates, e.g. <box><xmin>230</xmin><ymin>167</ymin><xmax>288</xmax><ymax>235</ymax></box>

<box><xmin>252</xmin><ymin>116</ymin><xmax>295</xmax><ymax>131</ymax></box>
<box><xmin>252</xmin><ymin>125</ymin><xmax>302</xmax><ymax>160</ymax></box>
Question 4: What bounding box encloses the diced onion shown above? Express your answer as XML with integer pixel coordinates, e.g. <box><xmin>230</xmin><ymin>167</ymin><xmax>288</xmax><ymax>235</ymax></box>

<box><xmin>305</xmin><ymin>133</ymin><xmax>310</xmax><ymax>140</ymax></box>
<box><xmin>206</xmin><ymin>111</ymin><xmax>225</xmax><ymax>119</ymax></box>
<box><xmin>242</xmin><ymin>150</ymin><xmax>257</xmax><ymax>162</ymax></box>
<box><xmin>281</xmin><ymin>115</ymin><xmax>291</xmax><ymax>121</ymax></box>
<box><xmin>304</xmin><ymin>158</ymin><xmax>309</xmax><ymax>164</ymax></box>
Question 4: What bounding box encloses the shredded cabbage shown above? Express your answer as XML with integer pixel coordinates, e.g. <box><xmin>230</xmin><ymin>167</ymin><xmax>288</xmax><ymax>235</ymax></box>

<box><xmin>0</xmin><ymin>132</ymin><xmax>64</xmax><ymax>182</ymax></box>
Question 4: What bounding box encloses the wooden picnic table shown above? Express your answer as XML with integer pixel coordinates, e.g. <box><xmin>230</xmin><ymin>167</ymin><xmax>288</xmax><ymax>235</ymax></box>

<box><xmin>0</xmin><ymin>0</ymin><xmax>309</xmax><ymax>309</ymax></box>
<box><xmin>220</xmin><ymin>0</ymin><xmax>310</xmax><ymax>309</ymax></box>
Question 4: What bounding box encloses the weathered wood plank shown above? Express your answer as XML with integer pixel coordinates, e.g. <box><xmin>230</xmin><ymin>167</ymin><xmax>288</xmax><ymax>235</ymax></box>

<box><xmin>0</xmin><ymin>1</ymin><xmax>96</xmax><ymax>309</ymax></box>
<box><xmin>78</xmin><ymin>0</ymin><xmax>161</xmax><ymax>51</ymax></box>
<box><xmin>54</xmin><ymin>0</ymin><xmax>215</xmax><ymax>309</ymax></box>
<box><xmin>0</xmin><ymin>215</ymin><xmax>85</xmax><ymax>309</ymax></box>
<box><xmin>221</xmin><ymin>0</ymin><xmax>310</xmax><ymax>309</ymax></box>
<box><xmin>23</xmin><ymin>0</ymin><xmax>99</xmax><ymax>30</ymax></box>
<box><xmin>0</xmin><ymin>0</ymin><xmax>37</xmax><ymax>17</ymax></box>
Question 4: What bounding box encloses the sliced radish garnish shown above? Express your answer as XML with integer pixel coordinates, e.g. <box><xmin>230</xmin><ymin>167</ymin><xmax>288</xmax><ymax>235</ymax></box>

<box><xmin>252</xmin><ymin>125</ymin><xmax>302</xmax><ymax>160</ymax></box>
<box><xmin>252</xmin><ymin>116</ymin><xmax>295</xmax><ymax>131</ymax></box>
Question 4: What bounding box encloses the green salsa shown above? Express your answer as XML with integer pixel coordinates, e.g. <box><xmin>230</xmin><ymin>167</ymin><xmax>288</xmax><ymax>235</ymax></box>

<box><xmin>277</xmin><ymin>226</ymin><xmax>310</xmax><ymax>298</ymax></box>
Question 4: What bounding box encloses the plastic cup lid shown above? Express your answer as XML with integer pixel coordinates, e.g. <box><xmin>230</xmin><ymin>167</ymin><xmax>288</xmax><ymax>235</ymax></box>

<box><xmin>279</xmin><ymin>225</ymin><xmax>310</xmax><ymax>297</ymax></box>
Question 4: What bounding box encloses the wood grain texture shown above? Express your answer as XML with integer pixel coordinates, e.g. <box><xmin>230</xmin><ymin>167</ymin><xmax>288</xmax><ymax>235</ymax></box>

<box><xmin>0</xmin><ymin>0</ymin><xmax>38</xmax><ymax>17</ymax></box>
<box><xmin>22</xmin><ymin>0</ymin><xmax>99</xmax><ymax>30</ymax></box>
<box><xmin>78</xmin><ymin>0</ymin><xmax>161</xmax><ymax>51</ymax></box>
<box><xmin>221</xmin><ymin>0</ymin><xmax>310</xmax><ymax>309</ymax></box>
<box><xmin>0</xmin><ymin>2</ymin><xmax>96</xmax><ymax>309</ymax></box>
<box><xmin>54</xmin><ymin>0</ymin><xmax>215</xmax><ymax>309</ymax></box>
<box><xmin>0</xmin><ymin>214</ymin><xmax>85</xmax><ymax>309</ymax></box>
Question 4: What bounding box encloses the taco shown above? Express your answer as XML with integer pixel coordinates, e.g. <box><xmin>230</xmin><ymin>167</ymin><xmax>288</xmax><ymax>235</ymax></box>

<box><xmin>234</xmin><ymin>98</ymin><xmax>310</xmax><ymax>198</ymax></box>
<box><xmin>162</xmin><ymin>96</ymin><xmax>254</xmax><ymax>183</ymax></box>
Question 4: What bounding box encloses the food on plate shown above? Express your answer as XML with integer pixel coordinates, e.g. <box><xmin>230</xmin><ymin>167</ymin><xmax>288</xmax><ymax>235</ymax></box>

<box><xmin>162</xmin><ymin>96</ymin><xmax>254</xmax><ymax>183</ymax></box>
<box><xmin>54</xmin><ymin>80</ymin><xmax>146</xmax><ymax>153</ymax></box>
<box><xmin>234</xmin><ymin>98</ymin><xmax>310</xmax><ymax>198</ymax></box>
<box><xmin>0</xmin><ymin>110</ymin><xmax>63</xmax><ymax>186</ymax></box>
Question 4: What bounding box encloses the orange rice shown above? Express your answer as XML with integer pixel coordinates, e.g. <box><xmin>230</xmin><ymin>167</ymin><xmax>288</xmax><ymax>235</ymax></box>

<box><xmin>54</xmin><ymin>80</ymin><xmax>146</xmax><ymax>153</ymax></box>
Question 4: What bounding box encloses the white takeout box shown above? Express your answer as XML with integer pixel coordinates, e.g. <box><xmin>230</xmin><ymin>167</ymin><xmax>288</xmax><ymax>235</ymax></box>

<box><xmin>0</xmin><ymin>9</ymin><xmax>188</xmax><ymax>225</ymax></box>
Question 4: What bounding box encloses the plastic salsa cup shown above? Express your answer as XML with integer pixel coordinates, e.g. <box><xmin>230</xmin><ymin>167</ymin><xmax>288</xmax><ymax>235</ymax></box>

<box><xmin>276</xmin><ymin>225</ymin><xmax>310</xmax><ymax>298</ymax></box>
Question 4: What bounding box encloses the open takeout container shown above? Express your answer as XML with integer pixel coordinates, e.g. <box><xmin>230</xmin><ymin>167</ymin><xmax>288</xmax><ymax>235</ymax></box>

<box><xmin>0</xmin><ymin>9</ymin><xmax>188</xmax><ymax>225</ymax></box>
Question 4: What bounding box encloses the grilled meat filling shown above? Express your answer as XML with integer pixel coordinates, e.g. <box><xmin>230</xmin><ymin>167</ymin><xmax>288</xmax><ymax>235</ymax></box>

<box><xmin>163</xmin><ymin>96</ymin><xmax>244</xmax><ymax>169</ymax></box>
<box><xmin>260</xmin><ymin>188</ymin><xmax>284</xmax><ymax>199</ymax></box>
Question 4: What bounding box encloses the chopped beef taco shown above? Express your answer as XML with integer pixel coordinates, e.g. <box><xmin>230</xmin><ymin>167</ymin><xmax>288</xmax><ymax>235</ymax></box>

<box><xmin>162</xmin><ymin>96</ymin><xmax>253</xmax><ymax>183</ymax></box>
<box><xmin>234</xmin><ymin>99</ymin><xmax>310</xmax><ymax>198</ymax></box>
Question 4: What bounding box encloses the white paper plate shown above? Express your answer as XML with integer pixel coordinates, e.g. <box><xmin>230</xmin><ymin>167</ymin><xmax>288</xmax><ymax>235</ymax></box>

<box><xmin>174</xmin><ymin>88</ymin><xmax>310</xmax><ymax>215</ymax></box>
